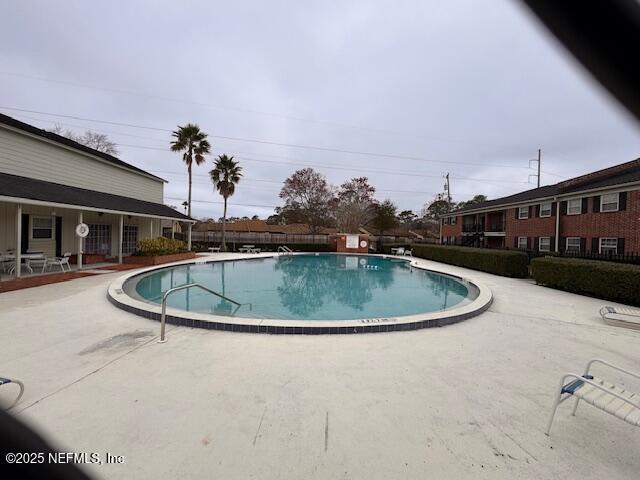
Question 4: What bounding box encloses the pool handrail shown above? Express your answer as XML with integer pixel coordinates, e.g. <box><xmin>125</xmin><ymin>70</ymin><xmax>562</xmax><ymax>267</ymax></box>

<box><xmin>277</xmin><ymin>245</ymin><xmax>293</xmax><ymax>254</ymax></box>
<box><xmin>159</xmin><ymin>283</ymin><xmax>246</xmax><ymax>343</ymax></box>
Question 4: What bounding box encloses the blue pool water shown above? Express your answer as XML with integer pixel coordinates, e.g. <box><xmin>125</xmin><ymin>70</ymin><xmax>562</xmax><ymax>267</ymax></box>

<box><xmin>128</xmin><ymin>254</ymin><xmax>475</xmax><ymax>320</ymax></box>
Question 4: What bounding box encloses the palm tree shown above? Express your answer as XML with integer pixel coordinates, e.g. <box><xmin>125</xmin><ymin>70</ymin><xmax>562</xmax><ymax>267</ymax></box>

<box><xmin>210</xmin><ymin>155</ymin><xmax>242</xmax><ymax>252</ymax></box>
<box><xmin>170</xmin><ymin>124</ymin><xmax>211</xmax><ymax>217</ymax></box>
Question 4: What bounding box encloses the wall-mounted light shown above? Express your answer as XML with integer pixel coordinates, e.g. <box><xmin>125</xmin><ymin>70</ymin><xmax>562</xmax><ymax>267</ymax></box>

<box><xmin>51</xmin><ymin>210</ymin><xmax>57</xmax><ymax>216</ymax></box>
<box><xmin>98</xmin><ymin>212</ymin><xmax>104</xmax><ymax>217</ymax></box>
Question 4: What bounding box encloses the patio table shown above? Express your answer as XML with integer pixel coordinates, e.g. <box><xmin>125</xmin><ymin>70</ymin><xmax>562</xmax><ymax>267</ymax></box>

<box><xmin>0</xmin><ymin>253</ymin><xmax>46</xmax><ymax>274</ymax></box>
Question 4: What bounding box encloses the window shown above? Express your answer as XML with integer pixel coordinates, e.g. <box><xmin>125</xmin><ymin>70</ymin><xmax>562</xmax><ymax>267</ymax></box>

<box><xmin>539</xmin><ymin>237</ymin><xmax>551</xmax><ymax>252</ymax></box>
<box><xmin>566</xmin><ymin>237</ymin><xmax>581</xmax><ymax>252</ymax></box>
<box><xmin>599</xmin><ymin>237</ymin><xmax>618</xmax><ymax>254</ymax></box>
<box><xmin>85</xmin><ymin>224</ymin><xmax>112</xmax><ymax>255</ymax></box>
<box><xmin>518</xmin><ymin>207</ymin><xmax>529</xmax><ymax>219</ymax></box>
<box><xmin>451</xmin><ymin>216</ymin><xmax>456</xmax><ymax>225</ymax></box>
<box><xmin>518</xmin><ymin>236</ymin><xmax>528</xmax><ymax>249</ymax></box>
<box><xmin>600</xmin><ymin>192</ymin><xmax>619</xmax><ymax>212</ymax></box>
<box><xmin>540</xmin><ymin>202</ymin><xmax>552</xmax><ymax>217</ymax></box>
<box><xmin>32</xmin><ymin>216</ymin><xmax>53</xmax><ymax>239</ymax></box>
<box><xmin>567</xmin><ymin>199</ymin><xmax>582</xmax><ymax>215</ymax></box>
<box><xmin>123</xmin><ymin>225</ymin><xmax>138</xmax><ymax>254</ymax></box>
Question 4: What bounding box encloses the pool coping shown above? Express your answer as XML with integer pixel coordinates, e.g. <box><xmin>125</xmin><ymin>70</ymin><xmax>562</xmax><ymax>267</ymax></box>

<box><xmin>107</xmin><ymin>253</ymin><xmax>493</xmax><ymax>334</ymax></box>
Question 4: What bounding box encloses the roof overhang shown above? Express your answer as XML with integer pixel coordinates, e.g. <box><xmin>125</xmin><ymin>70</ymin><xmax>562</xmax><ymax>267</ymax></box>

<box><xmin>442</xmin><ymin>180</ymin><xmax>640</xmax><ymax>218</ymax></box>
<box><xmin>0</xmin><ymin>195</ymin><xmax>196</xmax><ymax>223</ymax></box>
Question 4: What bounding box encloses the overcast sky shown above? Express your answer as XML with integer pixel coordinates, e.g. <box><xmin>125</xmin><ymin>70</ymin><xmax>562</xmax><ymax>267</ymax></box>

<box><xmin>1</xmin><ymin>0</ymin><xmax>639</xmax><ymax>219</ymax></box>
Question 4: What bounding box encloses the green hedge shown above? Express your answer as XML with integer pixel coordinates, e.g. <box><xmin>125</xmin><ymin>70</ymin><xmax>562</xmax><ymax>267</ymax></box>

<box><xmin>531</xmin><ymin>257</ymin><xmax>640</xmax><ymax>306</ymax></box>
<box><xmin>410</xmin><ymin>244</ymin><xmax>529</xmax><ymax>278</ymax></box>
<box><xmin>134</xmin><ymin>237</ymin><xmax>187</xmax><ymax>256</ymax></box>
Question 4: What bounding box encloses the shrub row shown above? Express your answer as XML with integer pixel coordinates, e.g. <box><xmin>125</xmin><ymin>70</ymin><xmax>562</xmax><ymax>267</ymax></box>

<box><xmin>134</xmin><ymin>237</ymin><xmax>187</xmax><ymax>256</ymax></box>
<box><xmin>410</xmin><ymin>244</ymin><xmax>529</xmax><ymax>278</ymax></box>
<box><xmin>530</xmin><ymin>257</ymin><xmax>640</xmax><ymax>306</ymax></box>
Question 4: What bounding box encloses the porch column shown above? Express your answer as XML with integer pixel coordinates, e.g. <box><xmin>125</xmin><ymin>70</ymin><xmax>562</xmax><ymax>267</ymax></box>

<box><xmin>150</xmin><ymin>219</ymin><xmax>154</xmax><ymax>238</ymax></box>
<box><xmin>77</xmin><ymin>211</ymin><xmax>83</xmax><ymax>270</ymax></box>
<box><xmin>118</xmin><ymin>214</ymin><xmax>124</xmax><ymax>264</ymax></box>
<box><xmin>15</xmin><ymin>204</ymin><xmax>22</xmax><ymax>278</ymax></box>
<box><xmin>187</xmin><ymin>223</ymin><xmax>192</xmax><ymax>251</ymax></box>
<box><xmin>171</xmin><ymin>221</ymin><xmax>175</xmax><ymax>240</ymax></box>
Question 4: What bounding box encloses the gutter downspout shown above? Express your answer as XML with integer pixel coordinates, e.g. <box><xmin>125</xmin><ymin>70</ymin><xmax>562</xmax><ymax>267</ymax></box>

<box><xmin>554</xmin><ymin>197</ymin><xmax>560</xmax><ymax>252</ymax></box>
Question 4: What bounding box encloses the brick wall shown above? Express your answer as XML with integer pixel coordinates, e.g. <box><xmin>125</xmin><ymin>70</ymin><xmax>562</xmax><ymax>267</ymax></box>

<box><xmin>560</xmin><ymin>190</ymin><xmax>640</xmax><ymax>253</ymax></box>
<box><xmin>505</xmin><ymin>204</ymin><xmax>556</xmax><ymax>250</ymax></box>
<box><xmin>447</xmin><ymin>188</ymin><xmax>639</xmax><ymax>253</ymax></box>
<box><xmin>441</xmin><ymin>219</ymin><xmax>461</xmax><ymax>243</ymax></box>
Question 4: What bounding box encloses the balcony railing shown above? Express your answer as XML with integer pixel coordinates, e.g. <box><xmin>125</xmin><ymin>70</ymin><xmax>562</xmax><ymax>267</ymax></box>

<box><xmin>485</xmin><ymin>222</ymin><xmax>505</xmax><ymax>232</ymax></box>
<box><xmin>462</xmin><ymin>223</ymin><xmax>483</xmax><ymax>233</ymax></box>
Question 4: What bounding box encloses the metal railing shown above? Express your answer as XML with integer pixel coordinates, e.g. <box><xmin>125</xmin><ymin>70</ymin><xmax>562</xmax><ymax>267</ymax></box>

<box><xmin>462</xmin><ymin>223</ymin><xmax>483</xmax><ymax>233</ymax></box>
<box><xmin>277</xmin><ymin>245</ymin><xmax>293</xmax><ymax>254</ymax></box>
<box><xmin>159</xmin><ymin>283</ymin><xmax>246</xmax><ymax>343</ymax></box>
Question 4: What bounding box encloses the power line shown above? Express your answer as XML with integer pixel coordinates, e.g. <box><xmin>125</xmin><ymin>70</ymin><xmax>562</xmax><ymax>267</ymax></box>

<box><xmin>0</xmin><ymin>70</ymin><xmax>545</xmax><ymax>151</ymax></box>
<box><xmin>0</xmin><ymin>106</ymin><xmax>538</xmax><ymax>170</ymax></box>
<box><xmin>1</xmin><ymin>109</ymin><xmax>529</xmax><ymax>187</ymax></box>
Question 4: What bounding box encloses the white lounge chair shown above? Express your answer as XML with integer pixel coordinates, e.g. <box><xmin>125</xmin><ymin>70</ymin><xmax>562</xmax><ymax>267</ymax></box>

<box><xmin>546</xmin><ymin>358</ymin><xmax>640</xmax><ymax>435</ymax></box>
<box><xmin>0</xmin><ymin>376</ymin><xmax>25</xmax><ymax>410</ymax></box>
<box><xmin>403</xmin><ymin>249</ymin><xmax>413</xmax><ymax>256</ymax></box>
<box><xmin>46</xmin><ymin>252</ymin><xmax>72</xmax><ymax>272</ymax></box>
<box><xmin>394</xmin><ymin>247</ymin><xmax>405</xmax><ymax>256</ymax></box>
<box><xmin>600</xmin><ymin>306</ymin><xmax>640</xmax><ymax>330</ymax></box>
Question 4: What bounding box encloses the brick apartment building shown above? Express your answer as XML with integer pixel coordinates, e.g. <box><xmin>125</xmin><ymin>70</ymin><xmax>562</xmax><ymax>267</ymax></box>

<box><xmin>440</xmin><ymin>158</ymin><xmax>640</xmax><ymax>255</ymax></box>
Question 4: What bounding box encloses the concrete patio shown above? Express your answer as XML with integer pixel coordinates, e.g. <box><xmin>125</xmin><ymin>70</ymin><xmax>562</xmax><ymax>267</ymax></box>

<box><xmin>0</xmin><ymin>253</ymin><xmax>638</xmax><ymax>479</ymax></box>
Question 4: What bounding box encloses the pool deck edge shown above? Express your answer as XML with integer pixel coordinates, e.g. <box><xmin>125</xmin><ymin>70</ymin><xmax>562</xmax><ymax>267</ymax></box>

<box><xmin>106</xmin><ymin>253</ymin><xmax>493</xmax><ymax>334</ymax></box>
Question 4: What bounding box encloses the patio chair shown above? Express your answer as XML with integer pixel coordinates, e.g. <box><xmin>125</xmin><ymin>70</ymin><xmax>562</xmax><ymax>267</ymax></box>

<box><xmin>0</xmin><ymin>376</ymin><xmax>25</xmax><ymax>410</ymax></box>
<box><xmin>546</xmin><ymin>358</ymin><xmax>640</xmax><ymax>435</ymax></box>
<box><xmin>395</xmin><ymin>247</ymin><xmax>405</xmax><ymax>256</ymax></box>
<box><xmin>600</xmin><ymin>306</ymin><xmax>640</xmax><ymax>330</ymax></box>
<box><xmin>46</xmin><ymin>252</ymin><xmax>72</xmax><ymax>272</ymax></box>
<box><xmin>403</xmin><ymin>249</ymin><xmax>413</xmax><ymax>256</ymax></box>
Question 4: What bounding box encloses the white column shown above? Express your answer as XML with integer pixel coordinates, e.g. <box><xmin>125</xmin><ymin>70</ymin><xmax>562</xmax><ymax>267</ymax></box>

<box><xmin>554</xmin><ymin>199</ymin><xmax>560</xmax><ymax>252</ymax></box>
<box><xmin>171</xmin><ymin>221</ymin><xmax>175</xmax><ymax>240</ymax></box>
<box><xmin>15</xmin><ymin>204</ymin><xmax>22</xmax><ymax>278</ymax></box>
<box><xmin>118</xmin><ymin>215</ymin><xmax>124</xmax><ymax>264</ymax></box>
<box><xmin>77</xmin><ymin>211</ymin><xmax>83</xmax><ymax>270</ymax></box>
<box><xmin>150</xmin><ymin>219</ymin><xmax>154</xmax><ymax>238</ymax></box>
<box><xmin>187</xmin><ymin>223</ymin><xmax>192</xmax><ymax>251</ymax></box>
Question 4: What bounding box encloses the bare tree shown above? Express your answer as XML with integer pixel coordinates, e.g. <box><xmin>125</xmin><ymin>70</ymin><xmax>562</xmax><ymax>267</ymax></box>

<box><xmin>50</xmin><ymin>124</ymin><xmax>119</xmax><ymax>156</ymax></box>
<box><xmin>279</xmin><ymin>168</ymin><xmax>334</xmax><ymax>233</ymax></box>
<box><xmin>335</xmin><ymin>177</ymin><xmax>376</xmax><ymax>233</ymax></box>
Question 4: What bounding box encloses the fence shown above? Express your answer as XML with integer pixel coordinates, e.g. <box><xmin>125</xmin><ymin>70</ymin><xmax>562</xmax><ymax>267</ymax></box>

<box><xmin>187</xmin><ymin>231</ymin><xmax>331</xmax><ymax>245</ymax></box>
<box><xmin>438</xmin><ymin>240</ymin><xmax>640</xmax><ymax>265</ymax></box>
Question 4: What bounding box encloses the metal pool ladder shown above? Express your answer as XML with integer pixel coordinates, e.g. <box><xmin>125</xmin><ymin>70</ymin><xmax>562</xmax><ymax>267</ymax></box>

<box><xmin>277</xmin><ymin>245</ymin><xmax>293</xmax><ymax>254</ymax></box>
<box><xmin>159</xmin><ymin>283</ymin><xmax>246</xmax><ymax>343</ymax></box>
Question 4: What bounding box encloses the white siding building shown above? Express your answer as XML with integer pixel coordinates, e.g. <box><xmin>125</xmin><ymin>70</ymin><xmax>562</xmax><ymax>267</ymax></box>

<box><xmin>0</xmin><ymin>113</ymin><xmax>193</xmax><ymax>277</ymax></box>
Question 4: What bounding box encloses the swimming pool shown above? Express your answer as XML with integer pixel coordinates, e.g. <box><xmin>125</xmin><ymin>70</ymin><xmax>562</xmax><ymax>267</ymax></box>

<box><xmin>121</xmin><ymin>254</ymin><xmax>480</xmax><ymax>321</ymax></box>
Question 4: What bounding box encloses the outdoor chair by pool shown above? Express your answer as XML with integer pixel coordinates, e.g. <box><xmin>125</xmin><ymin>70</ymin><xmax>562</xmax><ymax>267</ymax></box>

<box><xmin>403</xmin><ymin>249</ymin><xmax>413</xmax><ymax>256</ymax></box>
<box><xmin>600</xmin><ymin>306</ymin><xmax>640</xmax><ymax>330</ymax></box>
<box><xmin>0</xmin><ymin>376</ymin><xmax>25</xmax><ymax>410</ymax></box>
<box><xmin>46</xmin><ymin>252</ymin><xmax>71</xmax><ymax>272</ymax></box>
<box><xmin>546</xmin><ymin>358</ymin><xmax>640</xmax><ymax>435</ymax></box>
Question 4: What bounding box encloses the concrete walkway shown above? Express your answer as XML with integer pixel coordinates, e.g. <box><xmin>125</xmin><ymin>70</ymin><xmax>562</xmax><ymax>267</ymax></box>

<box><xmin>0</xmin><ymin>254</ymin><xmax>638</xmax><ymax>479</ymax></box>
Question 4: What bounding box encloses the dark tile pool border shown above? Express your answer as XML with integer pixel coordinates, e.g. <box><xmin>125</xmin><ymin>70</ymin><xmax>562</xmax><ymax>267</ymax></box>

<box><xmin>107</xmin><ymin>291</ymin><xmax>492</xmax><ymax>335</ymax></box>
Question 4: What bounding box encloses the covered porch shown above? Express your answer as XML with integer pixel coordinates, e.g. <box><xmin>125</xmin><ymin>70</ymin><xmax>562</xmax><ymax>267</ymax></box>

<box><xmin>0</xmin><ymin>173</ymin><xmax>194</xmax><ymax>280</ymax></box>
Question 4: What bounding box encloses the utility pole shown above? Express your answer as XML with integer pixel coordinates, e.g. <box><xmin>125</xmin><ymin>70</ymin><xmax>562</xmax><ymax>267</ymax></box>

<box><xmin>444</xmin><ymin>173</ymin><xmax>452</xmax><ymax>211</ymax></box>
<box><xmin>528</xmin><ymin>149</ymin><xmax>541</xmax><ymax>187</ymax></box>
